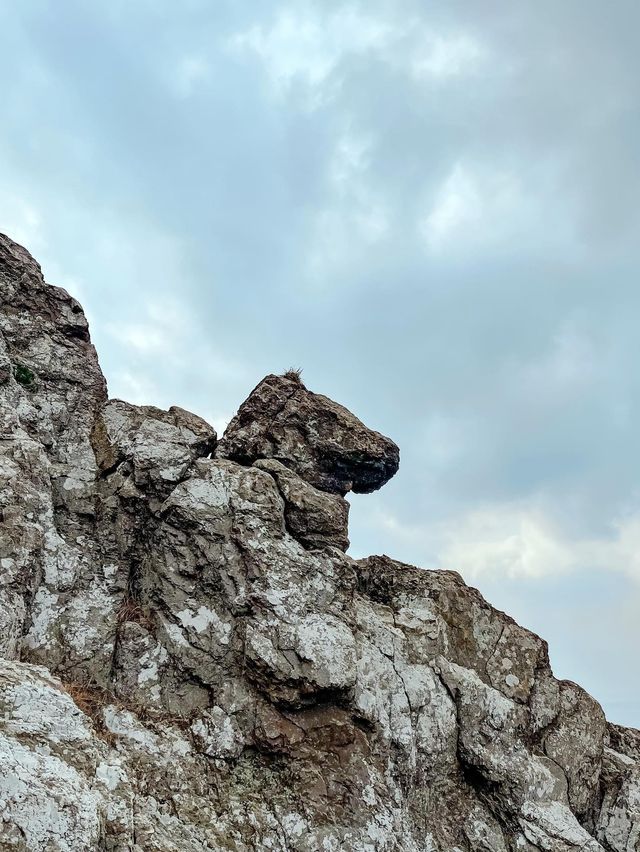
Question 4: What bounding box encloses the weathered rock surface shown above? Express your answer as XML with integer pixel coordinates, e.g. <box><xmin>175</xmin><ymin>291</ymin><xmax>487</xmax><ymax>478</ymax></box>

<box><xmin>253</xmin><ymin>458</ymin><xmax>350</xmax><ymax>551</ymax></box>
<box><xmin>1</xmin><ymin>232</ymin><xmax>639</xmax><ymax>851</ymax></box>
<box><xmin>217</xmin><ymin>373</ymin><xmax>400</xmax><ymax>495</ymax></box>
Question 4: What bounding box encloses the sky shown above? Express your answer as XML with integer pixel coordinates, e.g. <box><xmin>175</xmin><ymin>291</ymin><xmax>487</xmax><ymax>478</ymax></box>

<box><xmin>1</xmin><ymin>0</ymin><xmax>639</xmax><ymax>726</ymax></box>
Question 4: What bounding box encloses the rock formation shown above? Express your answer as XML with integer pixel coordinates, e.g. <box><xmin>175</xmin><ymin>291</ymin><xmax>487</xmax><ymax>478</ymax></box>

<box><xmin>0</xmin><ymin>232</ymin><xmax>638</xmax><ymax>851</ymax></box>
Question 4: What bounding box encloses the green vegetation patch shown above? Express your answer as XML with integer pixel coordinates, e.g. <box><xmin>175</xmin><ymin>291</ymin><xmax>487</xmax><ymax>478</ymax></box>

<box><xmin>13</xmin><ymin>363</ymin><xmax>37</xmax><ymax>389</ymax></box>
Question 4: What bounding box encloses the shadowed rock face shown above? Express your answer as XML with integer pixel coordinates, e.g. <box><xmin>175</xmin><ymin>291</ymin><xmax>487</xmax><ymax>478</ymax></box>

<box><xmin>217</xmin><ymin>373</ymin><xmax>400</xmax><ymax>495</ymax></box>
<box><xmin>0</xmin><ymin>233</ymin><xmax>639</xmax><ymax>852</ymax></box>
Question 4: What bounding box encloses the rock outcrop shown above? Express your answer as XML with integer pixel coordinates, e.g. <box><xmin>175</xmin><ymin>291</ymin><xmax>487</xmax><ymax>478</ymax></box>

<box><xmin>217</xmin><ymin>372</ymin><xmax>400</xmax><ymax>495</ymax></box>
<box><xmin>0</xmin><ymin>232</ymin><xmax>638</xmax><ymax>851</ymax></box>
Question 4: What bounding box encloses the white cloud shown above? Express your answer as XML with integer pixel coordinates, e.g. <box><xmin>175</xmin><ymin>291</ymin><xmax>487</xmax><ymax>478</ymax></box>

<box><xmin>230</xmin><ymin>6</ymin><xmax>487</xmax><ymax>101</ymax></box>
<box><xmin>306</xmin><ymin>129</ymin><xmax>389</xmax><ymax>281</ymax></box>
<box><xmin>411</xmin><ymin>33</ymin><xmax>486</xmax><ymax>80</ymax></box>
<box><xmin>329</xmin><ymin>133</ymin><xmax>373</xmax><ymax>189</ymax></box>
<box><xmin>110</xmin><ymin>324</ymin><xmax>166</xmax><ymax>353</ymax></box>
<box><xmin>366</xmin><ymin>500</ymin><xmax>640</xmax><ymax>583</ymax></box>
<box><xmin>107</xmin><ymin>297</ymin><xmax>188</xmax><ymax>356</ymax></box>
<box><xmin>517</xmin><ymin>322</ymin><xmax>601</xmax><ymax>399</ymax></box>
<box><xmin>110</xmin><ymin>368</ymin><xmax>160</xmax><ymax>406</ymax></box>
<box><xmin>0</xmin><ymin>194</ymin><xmax>45</xmax><ymax>255</ymax></box>
<box><xmin>437</xmin><ymin>506</ymin><xmax>578</xmax><ymax>580</ymax></box>
<box><xmin>419</xmin><ymin>163</ymin><xmax>523</xmax><ymax>252</ymax></box>
<box><xmin>230</xmin><ymin>7</ymin><xmax>392</xmax><ymax>95</ymax></box>
<box><xmin>597</xmin><ymin>514</ymin><xmax>640</xmax><ymax>584</ymax></box>
<box><xmin>172</xmin><ymin>55</ymin><xmax>211</xmax><ymax>98</ymax></box>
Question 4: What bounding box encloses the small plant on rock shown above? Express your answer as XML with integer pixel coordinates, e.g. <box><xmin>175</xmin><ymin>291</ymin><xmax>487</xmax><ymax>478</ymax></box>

<box><xmin>117</xmin><ymin>597</ymin><xmax>155</xmax><ymax>632</ymax></box>
<box><xmin>283</xmin><ymin>367</ymin><xmax>304</xmax><ymax>384</ymax></box>
<box><xmin>13</xmin><ymin>363</ymin><xmax>36</xmax><ymax>389</ymax></box>
<box><xmin>60</xmin><ymin>680</ymin><xmax>117</xmax><ymax>745</ymax></box>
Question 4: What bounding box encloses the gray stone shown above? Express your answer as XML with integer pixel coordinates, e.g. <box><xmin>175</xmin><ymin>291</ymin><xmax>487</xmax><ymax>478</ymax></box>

<box><xmin>254</xmin><ymin>457</ymin><xmax>350</xmax><ymax>550</ymax></box>
<box><xmin>217</xmin><ymin>372</ymin><xmax>400</xmax><ymax>495</ymax></box>
<box><xmin>0</xmin><ymin>233</ymin><xmax>638</xmax><ymax>851</ymax></box>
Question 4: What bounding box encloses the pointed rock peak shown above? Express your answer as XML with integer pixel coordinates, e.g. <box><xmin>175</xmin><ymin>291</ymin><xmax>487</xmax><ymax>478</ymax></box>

<box><xmin>217</xmin><ymin>372</ymin><xmax>400</xmax><ymax>495</ymax></box>
<box><xmin>1</xmin><ymin>233</ymin><xmax>96</xmax><ymax>347</ymax></box>
<box><xmin>0</xmin><ymin>232</ymin><xmax>44</xmax><ymax>285</ymax></box>
<box><xmin>1</xmin><ymin>235</ymin><xmax>106</xmax><ymax>411</ymax></box>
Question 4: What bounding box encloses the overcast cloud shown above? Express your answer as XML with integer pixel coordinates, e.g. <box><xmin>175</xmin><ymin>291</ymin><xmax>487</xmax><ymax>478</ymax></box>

<box><xmin>1</xmin><ymin>0</ymin><xmax>639</xmax><ymax>725</ymax></box>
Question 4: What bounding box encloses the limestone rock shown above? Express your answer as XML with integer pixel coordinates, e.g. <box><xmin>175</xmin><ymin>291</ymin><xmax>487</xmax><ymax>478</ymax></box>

<box><xmin>0</xmin><ymin>233</ymin><xmax>638</xmax><ymax>851</ymax></box>
<box><xmin>93</xmin><ymin>398</ymin><xmax>217</xmax><ymax>495</ymax></box>
<box><xmin>217</xmin><ymin>372</ymin><xmax>400</xmax><ymax>494</ymax></box>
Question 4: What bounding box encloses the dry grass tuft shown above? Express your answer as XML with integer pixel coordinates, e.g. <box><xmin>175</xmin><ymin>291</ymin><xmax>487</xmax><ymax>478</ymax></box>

<box><xmin>63</xmin><ymin>681</ymin><xmax>107</xmax><ymax>718</ymax></box>
<box><xmin>60</xmin><ymin>678</ymin><xmax>194</xmax><ymax>747</ymax></box>
<box><xmin>60</xmin><ymin>680</ymin><xmax>118</xmax><ymax>746</ymax></box>
<box><xmin>55</xmin><ymin>601</ymin><xmax>198</xmax><ymax>747</ymax></box>
<box><xmin>283</xmin><ymin>367</ymin><xmax>304</xmax><ymax>385</ymax></box>
<box><xmin>117</xmin><ymin>597</ymin><xmax>155</xmax><ymax>632</ymax></box>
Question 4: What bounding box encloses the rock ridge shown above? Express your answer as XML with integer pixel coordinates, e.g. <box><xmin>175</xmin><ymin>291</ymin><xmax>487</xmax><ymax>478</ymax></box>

<box><xmin>0</xmin><ymin>232</ymin><xmax>638</xmax><ymax>851</ymax></box>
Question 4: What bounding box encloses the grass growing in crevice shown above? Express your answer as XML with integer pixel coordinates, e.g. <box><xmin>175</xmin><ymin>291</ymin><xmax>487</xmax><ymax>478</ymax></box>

<box><xmin>60</xmin><ymin>675</ymin><xmax>192</xmax><ymax>745</ymax></box>
<box><xmin>13</xmin><ymin>363</ymin><xmax>36</xmax><ymax>389</ymax></box>
<box><xmin>60</xmin><ymin>680</ymin><xmax>118</xmax><ymax>745</ymax></box>
<box><xmin>116</xmin><ymin>597</ymin><xmax>155</xmax><ymax>632</ymax></box>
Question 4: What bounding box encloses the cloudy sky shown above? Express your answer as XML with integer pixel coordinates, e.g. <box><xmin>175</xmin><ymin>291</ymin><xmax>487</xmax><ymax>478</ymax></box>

<box><xmin>2</xmin><ymin>0</ymin><xmax>640</xmax><ymax>725</ymax></box>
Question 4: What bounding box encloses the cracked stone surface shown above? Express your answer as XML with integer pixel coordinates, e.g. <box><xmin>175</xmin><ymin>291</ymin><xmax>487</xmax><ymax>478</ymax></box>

<box><xmin>0</xmin><ymin>232</ymin><xmax>639</xmax><ymax>850</ymax></box>
<box><xmin>217</xmin><ymin>372</ymin><xmax>400</xmax><ymax>495</ymax></box>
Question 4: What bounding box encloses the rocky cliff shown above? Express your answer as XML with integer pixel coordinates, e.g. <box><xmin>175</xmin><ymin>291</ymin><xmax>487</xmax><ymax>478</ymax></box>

<box><xmin>0</xmin><ymin>232</ymin><xmax>638</xmax><ymax>851</ymax></box>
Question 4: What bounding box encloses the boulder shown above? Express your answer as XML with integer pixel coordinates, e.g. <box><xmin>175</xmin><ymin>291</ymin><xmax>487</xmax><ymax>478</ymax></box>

<box><xmin>217</xmin><ymin>373</ymin><xmax>399</xmax><ymax>495</ymax></box>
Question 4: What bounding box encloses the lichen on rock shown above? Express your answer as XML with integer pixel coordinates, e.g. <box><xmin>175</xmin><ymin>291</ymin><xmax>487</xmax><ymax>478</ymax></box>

<box><xmin>0</xmin><ymin>232</ymin><xmax>638</xmax><ymax>851</ymax></box>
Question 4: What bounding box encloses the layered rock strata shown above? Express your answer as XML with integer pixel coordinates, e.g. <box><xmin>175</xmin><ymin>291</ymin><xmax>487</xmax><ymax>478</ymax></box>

<box><xmin>0</xmin><ymin>233</ymin><xmax>638</xmax><ymax>851</ymax></box>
